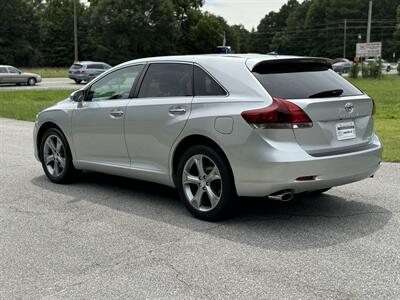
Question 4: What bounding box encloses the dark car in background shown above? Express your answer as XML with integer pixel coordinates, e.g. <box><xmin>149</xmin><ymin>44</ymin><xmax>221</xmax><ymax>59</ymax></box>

<box><xmin>68</xmin><ymin>61</ymin><xmax>111</xmax><ymax>83</ymax></box>
<box><xmin>0</xmin><ymin>65</ymin><xmax>42</xmax><ymax>86</ymax></box>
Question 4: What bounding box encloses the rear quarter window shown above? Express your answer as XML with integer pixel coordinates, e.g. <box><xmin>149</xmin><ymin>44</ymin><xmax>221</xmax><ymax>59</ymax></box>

<box><xmin>194</xmin><ymin>66</ymin><xmax>227</xmax><ymax>96</ymax></box>
<box><xmin>252</xmin><ymin>61</ymin><xmax>363</xmax><ymax>99</ymax></box>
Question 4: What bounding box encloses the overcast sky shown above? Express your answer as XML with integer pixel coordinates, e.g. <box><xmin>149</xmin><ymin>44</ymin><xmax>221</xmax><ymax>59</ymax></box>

<box><xmin>203</xmin><ymin>0</ymin><xmax>296</xmax><ymax>30</ymax></box>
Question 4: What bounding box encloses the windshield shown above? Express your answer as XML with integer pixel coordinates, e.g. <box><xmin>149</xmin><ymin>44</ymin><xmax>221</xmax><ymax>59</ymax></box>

<box><xmin>71</xmin><ymin>64</ymin><xmax>83</xmax><ymax>69</ymax></box>
<box><xmin>252</xmin><ymin>61</ymin><xmax>363</xmax><ymax>99</ymax></box>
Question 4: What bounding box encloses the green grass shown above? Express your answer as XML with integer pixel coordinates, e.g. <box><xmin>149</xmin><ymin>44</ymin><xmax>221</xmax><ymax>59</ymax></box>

<box><xmin>0</xmin><ymin>76</ymin><xmax>399</xmax><ymax>161</ymax></box>
<box><xmin>349</xmin><ymin>76</ymin><xmax>400</xmax><ymax>162</ymax></box>
<box><xmin>0</xmin><ymin>90</ymin><xmax>71</xmax><ymax>121</ymax></box>
<box><xmin>21</xmin><ymin>68</ymin><xmax>68</xmax><ymax>78</ymax></box>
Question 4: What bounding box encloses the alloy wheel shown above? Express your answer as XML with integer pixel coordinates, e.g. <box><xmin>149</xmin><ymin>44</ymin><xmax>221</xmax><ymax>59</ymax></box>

<box><xmin>43</xmin><ymin>134</ymin><xmax>66</xmax><ymax>177</ymax></box>
<box><xmin>182</xmin><ymin>154</ymin><xmax>222</xmax><ymax>212</ymax></box>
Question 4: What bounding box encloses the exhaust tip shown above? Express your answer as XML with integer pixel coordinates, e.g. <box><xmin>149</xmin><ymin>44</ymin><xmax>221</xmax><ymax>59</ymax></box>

<box><xmin>268</xmin><ymin>191</ymin><xmax>294</xmax><ymax>202</ymax></box>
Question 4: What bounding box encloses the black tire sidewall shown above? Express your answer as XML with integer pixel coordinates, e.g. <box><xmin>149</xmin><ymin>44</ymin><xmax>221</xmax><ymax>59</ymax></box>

<box><xmin>40</xmin><ymin>128</ymin><xmax>76</xmax><ymax>184</ymax></box>
<box><xmin>177</xmin><ymin>145</ymin><xmax>236</xmax><ymax>221</ymax></box>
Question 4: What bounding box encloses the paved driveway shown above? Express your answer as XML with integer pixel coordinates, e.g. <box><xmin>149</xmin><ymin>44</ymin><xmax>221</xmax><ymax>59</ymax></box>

<box><xmin>0</xmin><ymin>78</ymin><xmax>82</xmax><ymax>91</ymax></box>
<box><xmin>0</xmin><ymin>118</ymin><xmax>399</xmax><ymax>299</ymax></box>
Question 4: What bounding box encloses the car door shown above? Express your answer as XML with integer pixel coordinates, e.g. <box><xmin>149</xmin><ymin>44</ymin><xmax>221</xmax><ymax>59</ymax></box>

<box><xmin>71</xmin><ymin>64</ymin><xmax>145</xmax><ymax>167</ymax></box>
<box><xmin>0</xmin><ymin>67</ymin><xmax>8</xmax><ymax>83</ymax></box>
<box><xmin>7</xmin><ymin>67</ymin><xmax>23</xmax><ymax>83</ymax></box>
<box><xmin>124</xmin><ymin>62</ymin><xmax>193</xmax><ymax>176</ymax></box>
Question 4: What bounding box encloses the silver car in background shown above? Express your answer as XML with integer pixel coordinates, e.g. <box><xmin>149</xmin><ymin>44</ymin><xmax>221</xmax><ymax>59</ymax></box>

<box><xmin>0</xmin><ymin>65</ymin><xmax>42</xmax><ymax>86</ymax></box>
<box><xmin>33</xmin><ymin>54</ymin><xmax>382</xmax><ymax>220</ymax></box>
<box><xmin>68</xmin><ymin>61</ymin><xmax>111</xmax><ymax>84</ymax></box>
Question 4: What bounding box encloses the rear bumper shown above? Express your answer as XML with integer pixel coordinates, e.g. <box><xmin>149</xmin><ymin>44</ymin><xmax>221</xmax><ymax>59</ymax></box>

<box><xmin>232</xmin><ymin>134</ymin><xmax>382</xmax><ymax>197</ymax></box>
<box><xmin>68</xmin><ymin>74</ymin><xmax>88</xmax><ymax>81</ymax></box>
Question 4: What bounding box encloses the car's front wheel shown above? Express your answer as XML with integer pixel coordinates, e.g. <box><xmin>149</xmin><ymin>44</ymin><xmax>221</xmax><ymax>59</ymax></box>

<box><xmin>74</xmin><ymin>79</ymin><xmax>82</xmax><ymax>84</ymax></box>
<box><xmin>40</xmin><ymin>128</ymin><xmax>79</xmax><ymax>184</ymax></box>
<box><xmin>177</xmin><ymin>145</ymin><xmax>236</xmax><ymax>221</ymax></box>
<box><xmin>27</xmin><ymin>77</ymin><xmax>36</xmax><ymax>86</ymax></box>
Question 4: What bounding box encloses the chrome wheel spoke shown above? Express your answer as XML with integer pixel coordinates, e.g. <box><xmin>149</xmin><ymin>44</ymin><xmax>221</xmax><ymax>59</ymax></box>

<box><xmin>45</xmin><ymin>154</ymin><xmax>55</xmax><ymax>165</ymax></box>
<box><xmin>55</xmin><ymin>138</ymin><xmax>62</xmax><ymax>153</ymax></box>
<box><xmin>46</xmin><ymin>139</ymin><xmax>56</xmax><ymax>154</ymax></box>
<box><xmin>53</xmin><ymin>161</ymin><xmax>60</xmax><ymax>176</ymax></box>
<box><xmin>205</xmin><ymin>186</ymin><xmax>220</xmax><ymax>209</ymax></box>
<box><xmin>193</xmin><ymin>155</ymin><xmax>206</xmax><ymax>177</ymax></box>
<box><xmin>206</xmin><ymin>166</ymin><xmax>221</xmax><ymax>182</ymax></box>
<box><xmin>183</xmin><ymin>170</ymin><xmax>201</xmax><ymax>185</ymax></box>
<box><xmin>190</xmin><ymin>187</ymin><xmax>204</xmax><ymax>209</ymax></box>
<box><xmin>57</xmin><ymin>156</ymin><xmax>66</xmax><ymax>168</ymax></box>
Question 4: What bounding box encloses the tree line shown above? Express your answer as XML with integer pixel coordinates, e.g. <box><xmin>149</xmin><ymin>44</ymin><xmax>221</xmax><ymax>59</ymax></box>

<box><xmin>0</xmin><ymin>0</ymin><xmax>399</xmax><ymax>67</ymax></box>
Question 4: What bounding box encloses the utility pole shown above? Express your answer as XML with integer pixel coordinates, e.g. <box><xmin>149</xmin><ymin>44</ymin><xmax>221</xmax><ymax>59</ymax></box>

<box><xmin>343</xmin><ymin>19</ymin><xmax>347</xmax><ymax>58</ymax></box>
<box><xmin>366</xmin><ymin>0</ymin><xmax>372</xmax><ymax>43</ymax></box>
<box><xmin>73</xmin><ymin>0</ymin><xmax>79</xmax><ymax>62</ymax></box>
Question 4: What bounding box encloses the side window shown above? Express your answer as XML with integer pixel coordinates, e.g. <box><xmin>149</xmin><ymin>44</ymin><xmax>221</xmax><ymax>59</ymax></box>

<box><xmin>102</xmin><ymin>64</ymin><xmax>111</xmax><ymax>70</ymax></box>
<box><xmin>86</xmin><ymin>65</ymin><xmax>144</xmax><ymax>102</ymax></box>
<box><xmin>0</xmin><ymin>67</ymin><xmax>8</xmax><ymax>73</ymax></box>
<box><xmin>194</xmin><ymin>66</ymin><xmax>226</xmax><ymax>96</ymax></box>
<box><xmin>138</xmin><ymin>63</ymin><xmax>193</xmax><ymax>98</ymax></box>
<box><xmin>8</xmin><ymin>67</ymin><xmax>19</xmax><ymax>74</ymax></box>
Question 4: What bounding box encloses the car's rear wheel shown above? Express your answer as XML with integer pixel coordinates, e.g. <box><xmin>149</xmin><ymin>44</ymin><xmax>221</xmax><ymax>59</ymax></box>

<box><xmin>40</xmin><ymin>128</ymin><xmax>79</xmax><ymax>184</ymax></box>
<box><xmin>74</xmin><ymin>79</ymin><xmax>82</xmax><ymax>84</ymax></box>
<box><xmin>27</xmin><ymin>77</ymin><xmax>36</xmax><ymax>86</ymax></box>
<box><xmin>177</xmin><ymin>145</ymin><xmax>236</xmax><ymax>221</ymax></box>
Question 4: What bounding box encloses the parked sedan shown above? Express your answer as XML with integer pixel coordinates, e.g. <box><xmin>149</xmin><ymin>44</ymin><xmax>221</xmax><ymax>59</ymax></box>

<box><xmin>68</xmin><ymin>61</ymin><xmax>111</xmax><ymax>83</ymax></box>
<box><xmin>34</xmin><ymin>54</ymin><xmax>382</xmax><ymax>221</ymax></box>
<box><xmin>0</xmin><ymin>65</ymin><xmax>42</xmax><ymax>85</ymax></box>
<box><xmin>332</xmin><ymin>58</ymin><xmax>353</xmax><ymax>73</ymax></box>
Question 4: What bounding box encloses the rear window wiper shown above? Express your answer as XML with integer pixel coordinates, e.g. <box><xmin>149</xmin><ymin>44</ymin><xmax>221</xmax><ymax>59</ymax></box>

<box><xmin>309</xmin><ymin>89</ymin><xmax>343</xmax><ymax>98</ymax></box>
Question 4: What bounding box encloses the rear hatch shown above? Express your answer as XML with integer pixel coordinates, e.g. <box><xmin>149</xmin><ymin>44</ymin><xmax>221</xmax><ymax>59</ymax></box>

<box><xmin>69</xmin><ymin>64</ymin><xmax>83</xmax><ymax>74</ymax></box>
<box><xmin>249</xmin><ymin>58</ymin><xmax>374</xmax><ymax>156</ymax></box>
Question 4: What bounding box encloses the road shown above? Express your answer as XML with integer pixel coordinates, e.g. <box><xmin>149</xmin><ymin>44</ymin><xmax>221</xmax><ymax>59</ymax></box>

<box><xmin>0</xmin><ymin>78</ymin><xmax>82</xmax><ymax>91</ymax></box>
<box><xmin>1</xmin><ymin>117</ymin><xmax>399</xmax><ymax>299</ymax></box>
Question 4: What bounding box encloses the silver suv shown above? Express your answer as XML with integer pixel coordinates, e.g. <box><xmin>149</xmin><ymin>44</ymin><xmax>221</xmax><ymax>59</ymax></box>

<box><xmin>68</xmin><ymin>61</ymin><xmax>111</xmax><ymax>84</ymax></box>
<box><xmin>34</xmin><ymin>55</ymin><xmax>382</xmax><ymax>220</ymax></box>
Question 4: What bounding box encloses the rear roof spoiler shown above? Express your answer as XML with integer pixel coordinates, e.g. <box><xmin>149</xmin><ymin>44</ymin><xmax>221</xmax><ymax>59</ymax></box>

<box><xmin>246</xmin><ymin>57</ymin><xmax>332</xmax><ymax>72</ymax></box>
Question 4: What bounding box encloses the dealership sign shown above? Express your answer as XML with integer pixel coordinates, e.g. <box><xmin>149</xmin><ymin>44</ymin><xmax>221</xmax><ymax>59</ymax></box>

<box><xmin>356</xmin><ymin>42</ymin><xmax>382</xmax><ymax>57</ymax></box>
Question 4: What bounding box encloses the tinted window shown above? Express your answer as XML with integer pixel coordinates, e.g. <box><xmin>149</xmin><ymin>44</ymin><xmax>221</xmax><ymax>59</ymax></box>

<box><xmin>87</xmin><ymin>64</ymin><xmax>103</xmax><ymax>69</ymax></box>
<box><xmin>194</xmin><ymin>66</ymin><xmax>226</xmax><ymax>96</ymax></box>
<box><xmin>8</xmin><ymin>67</ymin><xmax>19</xmax><ymax>74</ymax></box>
<box><xmin>0</xmin><ymin>67</ymin><xmax>7</xmax><ymax>73</ymax></box>
<box><xmin>102</xmin><ymin>64</ymin><xmax>111</xmax><ymax>70</ymax></box>
<box><xmin>86</xmin><ymin>65</ymin><xmax>144</xmax><ymax>101</ymax></box>
<box><xmin>252</xmin><ymin>62</ymin><xmax>362</xmax><ymax>99</ymax></box>
<box><xmin>138</xmin><ymin>63</ymin><xmax>193</xmax><ymax>98</ymax></box>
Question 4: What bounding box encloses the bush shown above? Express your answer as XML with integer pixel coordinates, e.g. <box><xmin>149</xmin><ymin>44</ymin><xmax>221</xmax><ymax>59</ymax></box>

<box><xmin>397</xmin><ymin>63</ymin><xmax>400</xmax><ymax>75</ymax></box>
<box><xmin>349</xmin><ymin>63</ymin><xmax>360</xmax><ymax>78</ymax></box>
<box><xmin>362</xmin><ymin>59</ymin><xmax>381</xmax><ymax>79</ymax></box>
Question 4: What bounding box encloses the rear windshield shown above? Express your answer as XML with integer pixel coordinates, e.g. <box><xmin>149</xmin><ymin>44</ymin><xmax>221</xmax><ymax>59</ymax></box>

<box><xmin>71</xmin><ymin>64</ymin><xmax>83</xmax><ymax>69</ymax></box>
<box><xmin>252</xmin><ymin>61</ymin><xmax>363</xmax><ymax>99</ymax></box>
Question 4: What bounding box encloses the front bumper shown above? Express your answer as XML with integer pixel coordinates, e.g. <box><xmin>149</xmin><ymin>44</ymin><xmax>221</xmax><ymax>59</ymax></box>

<box><xmin>232</xmin><ymin>134</ymin><xmax>382</xmax><ymax>197</ymax></box>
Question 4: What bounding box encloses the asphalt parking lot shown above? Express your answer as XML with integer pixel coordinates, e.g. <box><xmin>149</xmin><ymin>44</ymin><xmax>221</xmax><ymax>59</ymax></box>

<box><xmin>0</xmin><ymin>78</ymin><xmax>82</xmax><ymax>91</ymax></box>
<box><xmin>1</xmin><ymin>117</ymin><xmax>399</xmax><ymax>299</ymax></box>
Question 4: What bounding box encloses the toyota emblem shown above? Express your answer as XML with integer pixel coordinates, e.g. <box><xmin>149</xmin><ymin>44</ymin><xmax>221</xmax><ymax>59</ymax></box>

<box><xmin>345</xmin><ymin>102</ymin><xmax>354</xmax><ymax>113</ymax></box>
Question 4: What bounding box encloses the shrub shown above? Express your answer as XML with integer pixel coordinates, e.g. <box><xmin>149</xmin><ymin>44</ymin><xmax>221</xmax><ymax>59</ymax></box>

<box><xmin>349</xmin><ymin>63</ymin><xmax>360</xmax><ymax>78</ymax></box>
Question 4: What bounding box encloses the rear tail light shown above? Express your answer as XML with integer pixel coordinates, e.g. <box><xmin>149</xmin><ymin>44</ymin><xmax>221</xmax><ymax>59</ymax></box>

<box><xmin>241</xmin><ymin>98</ymin><xmax>313</xmax><ymax>129</ymax></box>
<box><xmin>371</xmin><ymin>98</ymin><xmax>376</xmax><ymax>115</ymax></box>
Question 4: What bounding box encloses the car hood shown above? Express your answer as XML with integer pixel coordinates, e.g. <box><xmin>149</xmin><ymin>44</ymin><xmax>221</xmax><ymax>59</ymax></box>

<box><xmin>23</xmin><ymin>72</ymin><xmax>41</xmax><ymax>77</ymax></box>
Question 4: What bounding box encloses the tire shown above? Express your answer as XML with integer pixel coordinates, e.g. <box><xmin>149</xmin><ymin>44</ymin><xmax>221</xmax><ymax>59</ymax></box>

<box><xmin>39</xmin><ymin>128</ymin><xmax>80</xmax><ymax>184</ymax></box>
<box><xmin>27</xmin><ymin>77</ymin><xmax>36</xmax><ymax>86</ymax></box>
<box><xmin>177</xmin><ymin>145</ymin><xmax>236</xmax><ymax>221</ymax></box>
<box><xmin>74</xmin><ymin>79</ymin><xmax>82</xmax><ymax>84</ymax></box>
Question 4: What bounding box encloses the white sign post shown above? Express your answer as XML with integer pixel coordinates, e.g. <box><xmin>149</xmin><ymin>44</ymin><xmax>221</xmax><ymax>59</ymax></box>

<box><xmin>356</xmin><ymin>42</ymin><xmax>382</xmax><ymax>58</ymax></box>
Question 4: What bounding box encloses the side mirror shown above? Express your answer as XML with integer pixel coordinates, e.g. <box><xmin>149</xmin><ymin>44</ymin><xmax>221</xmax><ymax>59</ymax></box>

<box><xmin>70</xmin><ymin>90</ymin><xmax>85</xmax><ymax>102</ymax></box>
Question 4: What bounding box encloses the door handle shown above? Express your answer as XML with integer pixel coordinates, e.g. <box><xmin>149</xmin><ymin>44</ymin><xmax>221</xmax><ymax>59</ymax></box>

<box><xmin>110</xmin><ymin>109</ymin><xmax>124</xmax><ymax>118</ymax></box>
<box><xmin>169</xmin><ymin>106</ymin><xmax>186</xmax><ymax>115</ymax></box>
